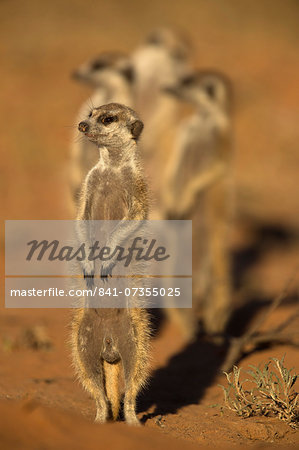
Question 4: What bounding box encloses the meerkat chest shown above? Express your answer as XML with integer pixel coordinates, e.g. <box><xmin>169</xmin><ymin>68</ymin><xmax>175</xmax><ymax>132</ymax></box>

<box><xmin>98</xmin><ymin>165</ymin><xmax>136</xmax><ymax>194</ymax></box>
<box><xmin>98</xmin><ymin>169</ymin><xmax>123</xmax><ymax>194</ymax></box>
<box><xmin>187</xmin><ymin>116</ymin><xmax>216</xmax><ymax>145</ymax></box>
<box><xmin>87</xmin><ymin>165</ymin><xmax>136</xmax><ymax>220</ymax></box>
<box><xmin>179</xmin><ymin>119</ymin><xmax>217</xmax><ymax>175</ymax></box>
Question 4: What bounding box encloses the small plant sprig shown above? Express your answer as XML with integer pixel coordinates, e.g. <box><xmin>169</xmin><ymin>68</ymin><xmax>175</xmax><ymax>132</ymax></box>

<box><xmin>220</xmin><ymin>355</ymin><xmax>299</xmax><ymax>428</ymax></box>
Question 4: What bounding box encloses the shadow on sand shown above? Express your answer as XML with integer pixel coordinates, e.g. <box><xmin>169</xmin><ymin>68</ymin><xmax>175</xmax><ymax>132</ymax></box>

<box><xmin>139</xmin><ymin>221</ymin><xmax>298</xmax><ymax>419</ymax></box>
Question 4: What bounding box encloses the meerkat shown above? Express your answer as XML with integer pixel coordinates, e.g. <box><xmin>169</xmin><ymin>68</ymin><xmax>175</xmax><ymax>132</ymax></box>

<box><xmin>163</xmin><ymin>70</ymin><xmax>234</xmax><ymax>338</ymax></box>
<box><xmin>70</xmin><ymin>52</ymin><xmax>135</xmax><ymax>202</ymax></box>
<box><xmin>132</xmin><ymin>28</ymin><xmax>192</xmax><ymax>116</ymax></box>
<box><xmin>71</xmin><ymin>103</ymin><xmax>150</xmax><ymax>425</ymax></box>
<box><xmin>132</xmin><ymin>28</ymin><xmax>193</xmax><ymax>212</ymax></box>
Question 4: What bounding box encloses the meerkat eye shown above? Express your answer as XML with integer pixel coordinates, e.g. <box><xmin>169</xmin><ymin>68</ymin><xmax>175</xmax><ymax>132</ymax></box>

<box><xmin>88</xmin><ymin>111</ymin><xmax>92</xmax><ymax>118</ymax></box>
<box><xmin>181</xmin><ymin>75</ymin><xmax>195</xmax><ymax>86</ymax></box>
<box><xmin>100</xmin><ymin>116</ymin><xmax>118</xmax><ymax>125</ymax></box>
<box><xmin>91</xmin><ymin>60</ymin><xmax>105</xmax><ymax>71</ymax></box>
<box><xmin>205</xmin><ymin>83</ymin><xmax>215</xmax><ymax>98</ymax></box>
<box><xmin>147</xmin><ymin>34</ymin><xmax>161</xmax><ymax>45</ymax></box>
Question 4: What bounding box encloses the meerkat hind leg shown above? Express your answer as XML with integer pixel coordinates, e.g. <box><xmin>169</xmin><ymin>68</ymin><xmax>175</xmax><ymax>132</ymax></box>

<box><xmin>122</xmin><ymin>315</ymin><xmax>149</xmax><ymax>425</ymax></box>
<box><xmin>75</xmin><ymin>317</ymin><xmax>109</xmax><ymax>423</ymax></box>
<box><xmin>203</xmin><ymin>225</ymin><xmax>232</xmax><ymax>335</ymax></box>
<box><xmin>95</xmin><ymin>388</ymin><xmax>109</xmax><ymax>423</ymax></box>
<box><xmin>121</xmin><ymin>345</ymin><xmax>142</xmax><ymax>425</ymax></box>
<box><xmin>81</xmin><ymin>370</ymin><xmax>109</xmax><ymax>423</ymax></box>
<box><xmin>124</xmin><ymin>385</ymin><xmax>141</xmax><ymax>425</ymax></box>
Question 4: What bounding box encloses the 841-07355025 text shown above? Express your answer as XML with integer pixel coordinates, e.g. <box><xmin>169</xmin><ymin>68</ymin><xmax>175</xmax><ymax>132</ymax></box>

<box><xmin>97</xmin><ymin>287</ymin><xmax>181</xmax><ymax>297</ymax></box>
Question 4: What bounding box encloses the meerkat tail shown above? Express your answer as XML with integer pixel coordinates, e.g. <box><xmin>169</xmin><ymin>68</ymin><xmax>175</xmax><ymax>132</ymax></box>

<box><xmin>103</xmin><ymin>360</ymin><xmax>121</xmax><ymax>420</ymax></box>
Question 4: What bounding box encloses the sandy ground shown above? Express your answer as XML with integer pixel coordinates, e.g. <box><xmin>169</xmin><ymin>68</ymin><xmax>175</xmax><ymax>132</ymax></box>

<box><xmin>1</xmin><ymin>0</ymin><xmax>299</xmax><ymax>448</ymax></box>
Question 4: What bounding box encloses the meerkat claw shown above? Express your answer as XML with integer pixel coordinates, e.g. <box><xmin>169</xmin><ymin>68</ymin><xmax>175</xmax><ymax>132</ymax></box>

<box><xmin>100</xmin><ymin>274</ymin><xmax>108</xmax><ymax>284</ymax></box>
<box><xmin>83</xmin><ymin>269</ymin><xmax>95</xmax><ymax>288</ymax></box>
<box><xmin>101</xmin><ymin>262</ymin><xmax>115</xmax><ymax>280</ymax></box>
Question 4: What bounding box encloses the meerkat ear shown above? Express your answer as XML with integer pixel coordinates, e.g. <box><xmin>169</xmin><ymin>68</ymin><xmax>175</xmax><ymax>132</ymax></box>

<box><xmin>130</xmin><ymin>120</ymin><xmax>144</xmax><ymax>140</ymax></box>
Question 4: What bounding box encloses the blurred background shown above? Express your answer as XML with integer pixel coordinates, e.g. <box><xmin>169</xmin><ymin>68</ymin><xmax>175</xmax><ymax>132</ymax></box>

<box><xmin>1</xmin><ymin>0</ymin><xmax>299</xmax><ymax>447</ymax></box>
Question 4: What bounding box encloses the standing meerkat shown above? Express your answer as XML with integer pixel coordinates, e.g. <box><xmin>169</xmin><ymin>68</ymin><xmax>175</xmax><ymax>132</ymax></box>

<box><xmin>70</xmin><ymin>52</ymin><xmax>135</xmax><ymax>202</ymax></box>
<box><xmin>163</xmin><ymin>70</ymin><xmax>234</xmax><ymax>338</ymax></box>
<box><xmin>71</xmin><ymin>103</ymin><xmax>150</xmax><ymax>425</ymax></box>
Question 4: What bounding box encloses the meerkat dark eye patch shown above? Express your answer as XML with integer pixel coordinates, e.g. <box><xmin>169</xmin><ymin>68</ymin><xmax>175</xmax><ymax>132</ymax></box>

<box><xmin>205</xmin><ymin>83</ymin><xmax>216</xmax><ymax>98</ymax></box>
<box><xmin>99</xmin><ymin>115</ymin><xmax>118</xmax><ymax>125</ymax></box>
<box><xmin>146</xmin><ymin>34</ymin><xmax>161</xmax><ymax>45</ymax></box>
<box><xmin>88</xmin><ymin>111</ymin><xmax>92</xmax><ymax>118</ymax></box>
<box><xmin>181</xmin><ymin>75</ymin><xmax>195</xmax><ymax>86</ymax></box>
<box><xmin>120</xmin><ymin>66</ymin><xmax>135</xmax><ymax>84</ymax></box>
<box><xmin>91</xmin><ymin>60</ymin><xmax>106</xmax><ymax>71</ymax></box>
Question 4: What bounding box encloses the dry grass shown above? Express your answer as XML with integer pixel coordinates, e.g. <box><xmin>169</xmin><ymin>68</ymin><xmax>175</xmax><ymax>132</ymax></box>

<box><xmin>220</xmin><ymin>355</ymin><xmax>299</xmax><ymax>428</ymax></box>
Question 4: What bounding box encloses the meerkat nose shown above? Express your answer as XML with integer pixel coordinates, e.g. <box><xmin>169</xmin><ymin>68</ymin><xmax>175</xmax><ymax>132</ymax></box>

<box><xmin>78</xmin><ymin>121</ymin><xmax>89</xmax><ymax>133</ymax></box>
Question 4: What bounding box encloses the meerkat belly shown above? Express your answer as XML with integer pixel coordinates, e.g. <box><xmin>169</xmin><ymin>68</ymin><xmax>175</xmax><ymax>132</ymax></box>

<box><xmin>192</xmin><ymin>199</ymin><xmax>210</xmax><ymax>261</ymax></box>
<box><xmin>191</xmin><ymin>202</ymin><xmax>211</xmax><ymax>308</ymax></box>
<box><xmin>91</xmin><ymin>170</ymin><xmax>128</xmax><ymax>221</ymax></box>
<box><xmin>78</xmin><ymin>308</ymin><xmax>134</xmax><ymax>367</ymax></box>
<box><xmin>175</xmin><ymin>128</ymin><xmax>217</xmax><ymax>197</ymax></box>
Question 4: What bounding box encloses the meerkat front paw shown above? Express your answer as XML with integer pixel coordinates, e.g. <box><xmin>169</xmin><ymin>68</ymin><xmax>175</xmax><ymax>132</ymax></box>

<box><xmin>81</xmin><ymin>260</ymin><xmax>95</xmax><ymax>288</ymax></box>
<box><xmin>100</xmin><ymin>261</ymin><xmax>116</xmax><ymax>281</ymax></box>
<box><xmin>83</xmin><ymin>268</ymin><xmax>95</xmax><ymax>288</ymax></box>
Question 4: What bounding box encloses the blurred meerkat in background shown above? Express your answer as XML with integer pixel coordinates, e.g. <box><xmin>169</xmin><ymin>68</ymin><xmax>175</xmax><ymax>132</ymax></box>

<box><xmin>132</xmin><ymin>28</ymin><xmax>193</xmax><ymax>212</ymax></box>
<box><xmin>163</xmin><ymin>70</ymin><xmax>234</xmax><ymax>339</ymax></box>
<box><xmin>70</xmin><ymin>52</ymin><xmax>135</xmax><ymax>203</ymax></box>
<box><xmin>72</xmin><ymin>103</ymin><xmax>151</xmax><ymax>425</ymax></box>
<box><xmin>132</xmin><ymin>28</ymin><xmax>192</xmax><ymax>118</ymax></box>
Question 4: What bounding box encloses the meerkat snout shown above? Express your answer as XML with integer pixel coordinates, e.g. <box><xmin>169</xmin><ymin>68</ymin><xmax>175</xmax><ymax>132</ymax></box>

<box><xmin>78</xmin><ymin>121</ymin><xmax>89</xmax><ymax>133</ymax></box>
<box><xmin>71</xmin><ymin>70</ymin><xmax>82</xmax><ymax>81</ymax></box>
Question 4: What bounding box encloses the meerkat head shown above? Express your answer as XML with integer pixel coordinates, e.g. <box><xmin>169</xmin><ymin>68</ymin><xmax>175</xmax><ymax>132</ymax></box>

<box><xmin>133</xmin><ymin>28</ymin><xmax>192</xmax><ymax>89</ymax></box>
<box><xmin>196</xmin><ymin>71</ymin><xmax>232</xmax><ymax>113</ymax></box>
<box><xmin>145</xmin><ymin>27</ymin><xmax>192</xmax><ymax>62</ymax></box>
<box><xmin>72</xmin><ymin>51</ymin><xmax>134</xmax><ymax>88</ymax></box>
<box><xmin>164</xmin><ymin>69</ymin><xmax>232</xmax><ymax>113</ymax></box>
<box><xmin>78</xmin><ymin>103</ymin><xmax>144</xmax><ymax>148</ymax></box>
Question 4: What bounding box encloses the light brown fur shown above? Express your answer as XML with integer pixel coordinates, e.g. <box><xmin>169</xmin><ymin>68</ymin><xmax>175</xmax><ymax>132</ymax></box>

<box><xmin>163</xmin><ymin>71</ymin><xmax>234</xmax><ymax>338</ymax></box>
<box><xmin>71</xmin><ymin>103</ymin><xmax>151</xmax><ymax>425</ymax></box>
